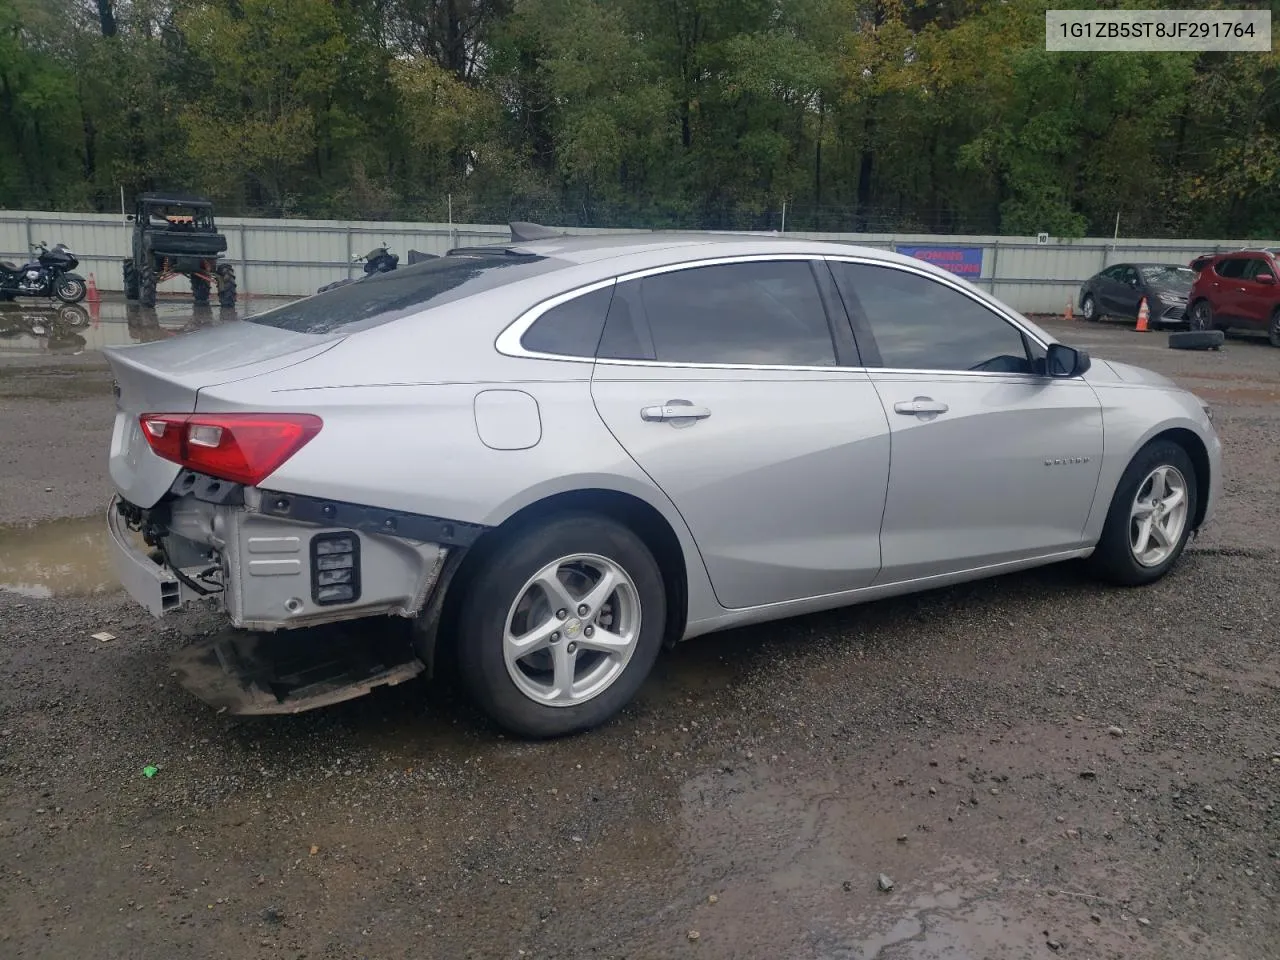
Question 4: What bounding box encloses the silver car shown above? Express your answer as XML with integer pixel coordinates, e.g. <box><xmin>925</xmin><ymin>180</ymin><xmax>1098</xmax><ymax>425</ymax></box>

<box><xmin>104</xmin><ymin>231</ymin><xmax>1221</xmax><ymax>737</ymax></box>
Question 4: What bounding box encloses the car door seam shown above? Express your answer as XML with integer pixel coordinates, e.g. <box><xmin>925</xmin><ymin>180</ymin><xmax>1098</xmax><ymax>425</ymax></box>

<box><xmin>586</xmin><ymin>360</ymin><xmax>725</xmax><ymax>610</ymax></box>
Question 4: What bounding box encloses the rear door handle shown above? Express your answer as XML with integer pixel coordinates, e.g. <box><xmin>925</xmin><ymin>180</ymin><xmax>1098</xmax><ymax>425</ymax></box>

<box><xmin>894</xmin><ymin>398</ymin><xmax>949</xmax><ymax>416</ymax></box>
<box><xmin>641</xmin><ymin>400</ymin><xmax>712</xmax><ymax>423</ymax></box>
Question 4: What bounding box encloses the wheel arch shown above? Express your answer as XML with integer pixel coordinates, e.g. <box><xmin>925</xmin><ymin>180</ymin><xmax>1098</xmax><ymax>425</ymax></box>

<box><xmin>426</xmin><ymin>482</ymin><xmax>712</xmax><ymax>677</ymax></box>
<box><xmin>1149</xmin><ymin>427</ymin><xmax>1212</xmax><ymax>532</ymax></box>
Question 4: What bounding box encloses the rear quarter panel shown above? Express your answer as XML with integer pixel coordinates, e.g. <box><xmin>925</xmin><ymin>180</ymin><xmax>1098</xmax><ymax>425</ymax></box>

<box><xmin>193</xmin><ymin>303</ymin><xmax>727</xmax><ymax>627</ymax></box>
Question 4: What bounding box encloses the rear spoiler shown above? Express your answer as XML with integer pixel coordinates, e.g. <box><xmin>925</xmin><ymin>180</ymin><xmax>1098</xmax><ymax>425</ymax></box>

<box><xmin>446</xmin><ymin>220</ymin><xmax>562</xmax><ymax>256</ymax></box>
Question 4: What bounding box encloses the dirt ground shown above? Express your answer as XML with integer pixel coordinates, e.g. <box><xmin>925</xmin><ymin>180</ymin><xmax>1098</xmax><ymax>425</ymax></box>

<box><xmin>1</xmin><ymin>301</ymin><xmax>1278</xmax><ymax>960</ymax></box>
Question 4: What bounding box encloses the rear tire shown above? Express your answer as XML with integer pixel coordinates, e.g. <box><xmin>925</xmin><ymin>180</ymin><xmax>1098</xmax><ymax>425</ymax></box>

<box><xmin>1087</xmin><ymin>440</ymin><xmax>1198</xmax><ymax>587</ymax></box>
<box><xmin>191</xmin><ymin>275</ymin><xmax>211</xmax><ymax>304</ymax></box>
<box><xmin>122</xmin><ymin>260</ymin><xmax>139</xmax><ymax>301</ymax></box>
<box><xmin>139</xmin><ymin>260</ymin><xmax>157</xmax><ymax>308</ymax></box>
<box><xmin>215</xmin><ymin>264</ymin><xmax>237</xmax><ymax>308</ymax></box>
<box><xmin>454</xmin><ymin>513</ymin><xmax>666</xmax><ymax>738</ymax></box>
<box><xmin>1269</xmin><ymin>307</ymin><xmax>1280</xmax><ymax>348</ymax></box>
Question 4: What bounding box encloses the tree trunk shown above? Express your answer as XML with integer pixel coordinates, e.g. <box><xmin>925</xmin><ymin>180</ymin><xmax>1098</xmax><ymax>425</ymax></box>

<box><xmin>814</xmin><ymin>98</ymin><xmax>824</xmax><ymax>219</ymax></box>
<box><xmin>855</xmin><ymin>104</ymin><xmax>875</xmax><ymax>231</ymax></box>
<box><xmin>96</xmin><ymin>0</ymin><xmax>117</xmax><ymax>37</ymax></box>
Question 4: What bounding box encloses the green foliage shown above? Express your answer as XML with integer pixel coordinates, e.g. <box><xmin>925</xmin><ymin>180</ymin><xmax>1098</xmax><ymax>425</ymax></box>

<box><xmin>0</xmin><ymin>0</ymin><xmax>1276</xmax><ymax>236</ymax></box>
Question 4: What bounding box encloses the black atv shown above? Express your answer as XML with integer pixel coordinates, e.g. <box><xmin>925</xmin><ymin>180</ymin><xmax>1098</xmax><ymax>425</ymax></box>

<box><xmin>122</xmin><ymin>193</ymin><xmax>237</xmax><ymax>308</ymax></box>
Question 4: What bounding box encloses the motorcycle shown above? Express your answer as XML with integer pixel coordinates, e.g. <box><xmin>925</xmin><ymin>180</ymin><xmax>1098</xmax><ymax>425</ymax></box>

<box><xmin>0</xmin><ymin>241</ymin><xmax>88</xmax><ymax>303</ymax></box>
<box><xmin>317</xmin><ymin>243</ymin><xmax>400</xmax><ymax>294</ymax></box>
<box><xmin>315</xmin><ymin>243</ymin><xmax>436</xmax><ymax>294</ymax></box>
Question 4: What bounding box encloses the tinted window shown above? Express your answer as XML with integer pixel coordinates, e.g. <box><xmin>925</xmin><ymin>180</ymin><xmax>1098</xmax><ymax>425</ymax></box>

<box><xmin>520</xmin><ymin>285</ymin><xmax>614</xmax><ymax>356</ymax></box>
<box><xmin>1241</xmin><ymin>257</ymin><xmax>1272</xmax><ymax>280</ymax></box>
<box><xmin>831</xmin><ymin>262</ymin><xmax>1033</xmax><ymax>374</ymax></box>
<box><xmin>1101</xmin><ymin>266</ymin><xmax>1125</xmax><ymax>280</ymax></box>
<box><xmin>247</xmin><ymin>252</ymin><xmax>560</xmax><ymax>334</ymax></box>
<box><xmin>1214</xmin><ymin>257</ymin><xmax>1248</xmax><ymax>279</ymax></box>
<box><xmin>1120</xmin><ymin>266</ymin><xmax>1139</xmax><ymax>285</ymax></box>
<box><xmin>599</xmin><ymin>261</ymin><xmax>836</xmax><ymax>366</ymax></box>
<box><xmin>597</xmin><ymin>280</ymin><xmax>651</xmax><ymax>360</ymax></box>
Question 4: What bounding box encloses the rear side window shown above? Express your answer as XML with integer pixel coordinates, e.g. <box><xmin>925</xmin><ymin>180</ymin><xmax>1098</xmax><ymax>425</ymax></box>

<box><xmin>599</xmin><ymin>260</ymin><xmax>837</xmax><ymax>366</ymax></box>
<box><xmin>246</xmin><ymin>252</ymin><xmax>561</xmax><ymax>334</ymax></box>
<box><xmin>520</xmin><ymin>285</ymin><xmax>614</xmax><ymax>357</ymax></box>
<box><xmin>1214</xmin><ymin>258</ymin><xmax>1248</xmax><ymax>279</ymax></box>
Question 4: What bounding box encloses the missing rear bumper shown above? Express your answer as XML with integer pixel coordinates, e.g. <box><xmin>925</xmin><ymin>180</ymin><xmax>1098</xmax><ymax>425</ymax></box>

<box><xmin>171</xmin><ymin>621</ymin><xmax>425</xmax><ymax>715</ymax></box>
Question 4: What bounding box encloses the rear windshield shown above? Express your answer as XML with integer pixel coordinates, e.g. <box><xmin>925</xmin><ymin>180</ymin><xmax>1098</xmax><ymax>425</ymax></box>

<box><xmin>246</xmin><ymin>252</ymin><xmax>561</xmax><ymax>334</ymax></box>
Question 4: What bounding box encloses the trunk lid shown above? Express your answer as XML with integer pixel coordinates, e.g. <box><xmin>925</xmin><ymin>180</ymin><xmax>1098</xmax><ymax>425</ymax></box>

<box><xmin>104</xmin><ymin>321</ymin><xmax>342</xmax><ymax>507</ymax></box>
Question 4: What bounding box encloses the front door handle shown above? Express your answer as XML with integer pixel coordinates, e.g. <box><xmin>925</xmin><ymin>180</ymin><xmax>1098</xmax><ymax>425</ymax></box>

<box><xmin>641</xmin><ymin>400</ymin><xmax>712</xmax><ymax>423</ymax></box>
<box><xmin>894</xmin><ymin>397</ymin><xmax>949</xmax><ymax>416</ymax></box>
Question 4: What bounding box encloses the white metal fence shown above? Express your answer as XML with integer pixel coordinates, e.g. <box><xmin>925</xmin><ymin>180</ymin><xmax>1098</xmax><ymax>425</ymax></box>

<box><xmin>0</xmin><ymin>209</ymin><xmax>1267</xmax><ymax>313</ymax></box>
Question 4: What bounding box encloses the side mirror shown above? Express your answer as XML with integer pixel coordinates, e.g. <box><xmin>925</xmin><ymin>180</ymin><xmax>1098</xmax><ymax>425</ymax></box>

<box><xmin>1046</xmin><ymin>343</ymin><xmax>1091</xmax><ymax>378</ymax></box>
<box><xmin>1257</xmin><ymin>272</ymin><xmax>1275</xmax><ymax>285</ymax></box>
<box><xmin>125</xmin><ymin>214</ymin><xmax>136</xmax><ymax>222</ymax></box>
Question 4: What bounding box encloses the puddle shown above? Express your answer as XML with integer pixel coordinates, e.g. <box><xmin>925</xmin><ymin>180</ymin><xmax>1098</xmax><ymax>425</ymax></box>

<box><xmin>0</xmin><ymin>515</ymin><xmax>118</xmax><ymax>599</ymax></box>
<box><xmin>0</xmin><ymin>297</ymin><xmax>297</xmax><ymax>360</ymax></box>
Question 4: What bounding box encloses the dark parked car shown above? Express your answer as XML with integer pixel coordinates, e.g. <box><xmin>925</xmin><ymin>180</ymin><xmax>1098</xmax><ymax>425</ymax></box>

<box><xmin>1078</xmin><ymin>262</ymin><xmax>1194</xmax><ymax>328</ymax></box>
<box><xmin>1187</xmin><ymin>249</ymin><xmax>1280</xmax><ymax>347</ymax></box>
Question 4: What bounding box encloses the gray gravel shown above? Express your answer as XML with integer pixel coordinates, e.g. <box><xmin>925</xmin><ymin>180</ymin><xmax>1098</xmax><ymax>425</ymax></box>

<box><xmin>1</xmin><ymin>312</ymin><xmax>1278</xmax><ymax>959</ymax></box>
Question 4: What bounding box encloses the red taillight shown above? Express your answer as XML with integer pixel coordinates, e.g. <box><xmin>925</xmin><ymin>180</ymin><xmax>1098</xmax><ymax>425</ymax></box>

<box><xmin>138</xmin><ymin>413</ymin><xmax>323</xmax><ymax>487</ymax></box>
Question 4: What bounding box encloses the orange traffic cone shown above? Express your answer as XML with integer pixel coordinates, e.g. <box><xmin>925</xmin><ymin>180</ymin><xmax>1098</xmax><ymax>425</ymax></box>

<box><xmin>1135</xmin><ymin>297</ymin><xmax>1150</xmax><ymax>332</ymax></box>
<box><xmin>1065</xmin><ymin>298</ymin><xmax>1074</xmax><ymax>321</ymax></box>
<box><xmin>86</xmin><ymin>273</ymin><xmax>100</xmax><ymax>303</ymax></box>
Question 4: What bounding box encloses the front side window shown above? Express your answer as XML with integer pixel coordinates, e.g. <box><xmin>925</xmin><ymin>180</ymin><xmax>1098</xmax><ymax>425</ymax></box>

<box><xmin>598</xmin><ymin>260</ymin><xmax>837</xmax><ymax>366</ymax></box>
<box><xmin>830</xmin><ymin>261</ymin><xmax>1034</xmax><ymax>374</ymax></box>
<box><xmin>1240</xmin><ymin>257</ymin><xmax>1272</xmax><ymax>281</ymax></box>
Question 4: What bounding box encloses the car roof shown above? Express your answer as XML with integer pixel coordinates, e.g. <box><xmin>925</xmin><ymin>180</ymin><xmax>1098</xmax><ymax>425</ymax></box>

<box><xmin>452</xmin><ymin>230</ymin><xmax>956</xmax><ymax>277</ymax></box>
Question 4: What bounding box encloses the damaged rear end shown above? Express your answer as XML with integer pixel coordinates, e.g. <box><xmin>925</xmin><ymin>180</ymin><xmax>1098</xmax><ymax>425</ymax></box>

<box><xmin>103</xmin><ymin>321</ymin><xmax>466</xmax><ymax>638</ymax></box>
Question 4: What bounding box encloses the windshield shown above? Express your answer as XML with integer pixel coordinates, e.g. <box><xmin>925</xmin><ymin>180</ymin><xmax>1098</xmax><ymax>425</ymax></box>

<box><xmin>245</xmin><ymin>251</ymin><xmax>562</xmax><ymax>334</ymax></box>
<box><xmin>1139</xmin><ymin>265</ymin><xmax>1194</xmax><ymax>288</ymax></box>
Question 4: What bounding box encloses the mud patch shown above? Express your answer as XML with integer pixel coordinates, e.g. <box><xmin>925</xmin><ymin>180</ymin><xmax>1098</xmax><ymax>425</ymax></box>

<box><xmin>0</xmin><ymin>514</ymin><xmax>116</xmax><ymax>598</ymax></box>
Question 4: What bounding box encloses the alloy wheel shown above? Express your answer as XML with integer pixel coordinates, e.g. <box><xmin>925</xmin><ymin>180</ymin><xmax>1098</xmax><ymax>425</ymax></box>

<box><xmin>1129</xmin><ymin>465</ymin><xmax>1189</xmax><ymax>567</ymax></box>
<box><xmin>502</xmin><ymin>553</ymin><xmax>641</xmax><ymax>707</ymax></box>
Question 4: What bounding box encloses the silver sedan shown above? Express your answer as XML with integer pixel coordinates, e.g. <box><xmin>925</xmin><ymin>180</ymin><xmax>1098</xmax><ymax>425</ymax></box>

<box><xmin>103</xmin><ymin>230</ymin><xmax>1221</xmax><ymax>737</ymax></box>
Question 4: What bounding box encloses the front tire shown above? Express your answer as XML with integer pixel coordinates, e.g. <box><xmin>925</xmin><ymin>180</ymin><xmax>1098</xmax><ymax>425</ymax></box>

<box><xmin>454</xmin><ymin>513</ymin><xmax>666</xmax><ymax>738</ymax></box>
<box><xmin>139</xmin><ymin>260</ymin><xmax>157</xmax><ymax>308</ymax></box>
<box><xmin>1087</xmin><ymin>440</ymin><xmax>1198</xmax><ymax>586</ymax></box>
<box><xmin>1189</xmin><ymin>299</ymin><xmax>1213</xmax><ymax>332</ymax></box>
<box><xmin>55</xmin><ymin>277</ymin><xmax>86</xmax><ymax>303</ymax></box>
<box><xmin>1081</xmin><ymin>294</ymin><xmax>1098</xmax><ymax>322</ymax></box>
<box><xmin>215</xmin><ymin>264</ymin><xmax>237</xmax><ymax>308</ymax></box>
<box><xmin>1269</xmin><ymin>307</ymin><xmax>1280</xmax><ymax>348</ymax></box>
<box><xmin>122</xmin><ymin>260</ymin><xmax>139</xmax><ymax>301</ymax></box>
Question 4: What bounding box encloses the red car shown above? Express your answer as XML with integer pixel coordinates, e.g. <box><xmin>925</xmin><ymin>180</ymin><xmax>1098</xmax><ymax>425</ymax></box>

<box><xmin>1187</xmin><ymin>248</ymin><xmax>1280</xmax><ymax>347</ymax></box>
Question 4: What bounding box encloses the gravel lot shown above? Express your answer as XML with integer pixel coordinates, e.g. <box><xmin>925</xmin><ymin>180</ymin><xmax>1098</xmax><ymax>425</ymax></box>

<box><xmin>2</xmin><ymin>305</ymin><xmax>1278</xmax><ymax>959</ymax></box>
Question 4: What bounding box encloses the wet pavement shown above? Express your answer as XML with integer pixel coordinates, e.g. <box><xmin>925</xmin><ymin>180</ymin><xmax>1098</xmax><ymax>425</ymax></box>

<box><xmin>1</xmin><ymin>303</ymin><xmax>1279</xmax><ymax>959</ymax></box>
